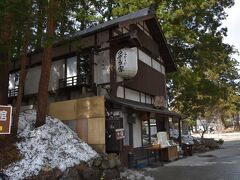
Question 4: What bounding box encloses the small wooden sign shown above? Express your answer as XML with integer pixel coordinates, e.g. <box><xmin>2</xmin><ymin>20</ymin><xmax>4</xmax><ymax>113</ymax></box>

<box><xmin>0</xmin><ymin>105</ymin><xmax>12</xmax><ymax>134</ymax></box>
<box><xmin>115</xmin><ymin>128</ymin><xmax>125</xmax><ymax>140</ymax></box>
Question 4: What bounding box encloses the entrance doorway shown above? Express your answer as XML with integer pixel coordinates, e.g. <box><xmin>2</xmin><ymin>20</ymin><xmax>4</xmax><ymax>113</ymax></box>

<box><xmin>105</xmin><ymin>116</ymin><xmax>123</xmax><ymax>153</ymax></box>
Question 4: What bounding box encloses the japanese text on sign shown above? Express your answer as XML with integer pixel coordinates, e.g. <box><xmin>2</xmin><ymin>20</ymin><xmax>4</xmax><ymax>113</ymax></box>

<box><xmin>115</xmin><ymin>128</ymin><xmax>125</xmax><ymax>140</ymax></box>
<box><xmin>0</xmin><ymin>105</ymin><xmax>12</xmax><ymax>134</ymax></box>
<box><xmin>0</xmin><ymin>110</ymin><xmax>7</xmax><ymax>121</ymax></box>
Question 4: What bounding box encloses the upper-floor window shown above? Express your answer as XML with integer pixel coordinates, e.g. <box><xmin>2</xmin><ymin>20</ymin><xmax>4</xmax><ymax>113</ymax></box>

<box><xmin>66</xmin><ymin>56</ymin><xmax>77</xmax><ymax>78</ymax></box>
<box><xmin>65</xmin><ymin>55</ymin><xmax>91</xmax><ymax>81</ymax></box>
<box><xmin>59</xmin><ymin>54</ymin><xmax>91</xmax><ymax>88</ymax></box>
<box><xmin>64</xmin><ymin>56</ymin><xmax>77</xmax><ymax>86</ymax></box>
<box><xmin>78</xmin><ymin>55</ymin><xmax>91</xmax><ymax>84</ymax></box>
<box><xmin>8</xmin><ymin>71</ymin><xmax>19</xmax><ymax>97</ymax></box>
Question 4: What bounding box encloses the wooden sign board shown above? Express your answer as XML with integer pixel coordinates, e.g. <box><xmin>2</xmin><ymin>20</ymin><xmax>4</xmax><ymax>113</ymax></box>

<box><xmin>115</xmin><ymin>128</ymin><xmax>125</xmax><ymax>140</ymax></box>
<box><xmin>0</xmin><ymin>105</ymin><xmax>12</xmax><ymax>134</ymax></box>
<box><xmin>157</xmin><ymin>131</ymin><xmax>169</xmax><ymax>148</ymax></box>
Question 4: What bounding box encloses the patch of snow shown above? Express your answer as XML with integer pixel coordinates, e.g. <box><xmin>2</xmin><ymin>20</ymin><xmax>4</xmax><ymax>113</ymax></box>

<box><xmin>18</xmin><ymin>110</ymin><xmax>36</xmax><ymax>132</ymax></box>
<box><xmin>144</xmin><ymin>167</ymin><xmax>159</xmax><ymax>172</ymax></box>
<box><xmin>4</xmin><ymin>110</ymin><xmax>98</xmax><ymax>180</ymax></box>
<box><xmin>120</xmin><ymin>169</ymin><xmax>154</xmax><ymax>180</ymax></box>
<box><xmin>170</xmin><ymin>129</ymin><xmax>194</xmax><ymax>145</ymax></box>
<box><xmin>182</xmin><ymin>135</ymin><xmax>194</xmax><ymax>145</ymax></box>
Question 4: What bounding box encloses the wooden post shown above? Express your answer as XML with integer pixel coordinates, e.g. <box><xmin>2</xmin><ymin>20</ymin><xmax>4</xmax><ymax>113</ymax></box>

<box><xmin>178</xmin><ymin>118</ymin><xmax>182</xmax><ymax>146</ymax></box>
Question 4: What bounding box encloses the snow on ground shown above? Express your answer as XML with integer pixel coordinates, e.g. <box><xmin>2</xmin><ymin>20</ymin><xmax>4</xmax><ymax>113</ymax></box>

<box><xmin>120</xmin><ymin>169</ymin><xmax>154</xmax><ymax>180</ymax></box>
<box><xmin>193</xmin><ymin>132</ymin><xmax>240</xmax><ymax>142</ymax></box>
<box><xmin>170</xmin><ymin>129</ymin><xmax>195</xmax><ymax>145</ymax></box>
<box><xmin>4</xmin><ymin>110</ymin><xmax>98</xmax><ymax>180</ymax></box>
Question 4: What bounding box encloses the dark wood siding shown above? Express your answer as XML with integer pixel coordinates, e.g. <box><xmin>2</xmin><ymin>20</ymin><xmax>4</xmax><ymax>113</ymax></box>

<box><xmin>124</xmin><ymin>61</ymin><xmax>166</xmax><ymax>97</ymax></box>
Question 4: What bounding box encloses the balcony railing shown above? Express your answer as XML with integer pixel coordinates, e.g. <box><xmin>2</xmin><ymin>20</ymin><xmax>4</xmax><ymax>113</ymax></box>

<box><xmin>59</xmin><ymin>75</ymin><xmax>89</xmax><ymax>89</ymax></box>
<box><xmin>8</xmin><ymin>88</ymin><xmax>18</xmax><ymax>97</ymax></box>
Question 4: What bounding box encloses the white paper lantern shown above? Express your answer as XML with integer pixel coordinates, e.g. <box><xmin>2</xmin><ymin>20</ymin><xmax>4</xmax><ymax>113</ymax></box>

<box><xmin>115</xmin><ymin>48</ymin><xmax>138</xmax><ymax>79</ymax></box>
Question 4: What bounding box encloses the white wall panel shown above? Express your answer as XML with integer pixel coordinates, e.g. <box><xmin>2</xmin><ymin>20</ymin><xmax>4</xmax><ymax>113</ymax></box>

<box><xmin>146</xmin><ymin>95</ymin><xmax>152</xmax><ymax>104</ymax></box>
<box><xmin>125</xmin><ymin>88</ymin><xmax>140</xmax><ymax>102</ymax></box>
<box><xmin>94</xmin><ymin>50</ymin><xmax>110</xmax><ymax>84</ymax></box>
<box><xmin>138</xmin><ymin>48</ymin><xmax>166</xmax><ymax>76</ymax></box>
<box><xmin>116</xmin><ymin>75</ymin><xmax>124</xmax><ymax>82</ymax></box>
<box><xmin>25</xmin><ymin>66</ymin><xmax>41</xmax><ymax>95</ymax></box>
<box><xmin>140</xmin><ymin>93</ymin><xmax>145</xmax><ymax>103</ymax></box>
<box><xmin>162</xmin><ymin>65</ymin><xmax>166</xmax><ymax>75</ymax></box>
<box><xmin>152</xmin><ymin>59</ymin><xmax>161</xmax><ymax>72</ymax></box>
<box><xmin>122</xmin><ymin>112</ymin><xmax>130</xmax><ymax>146</ymax></box>
<box><xmin>138</xmin><ymin>49</ymin><xmax>151</xmax><ymax>66</ymax></box>
<box><xmin>133</xmin><ymin>117</ymin><xmax>142</xmax><ymax>148</ymax></box>
<box><xmin>117</xmin><ymin>86</ymin><xmax>124</xmax><ymax>98</ymax></box>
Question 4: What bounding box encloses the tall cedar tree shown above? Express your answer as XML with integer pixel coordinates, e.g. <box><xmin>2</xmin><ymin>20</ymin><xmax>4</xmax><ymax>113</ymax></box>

<box><xmin>0</xmin><ymin>12</ymin><xmax>12</xmax><ymax>105</ymax></box>
<box><xmin>11</xmin><ymin>0</ymin><xmax>32</xmax><ymax>134</ymax></box>
<box><xmin>36</xmin><ymin>0</ymin><xmax>46</xmax><ymax>49</ymax></box>
<box><xmin>12</xmin><ymin>29</ymin><xmax>30</xmax><ymax>134</ymax></box>
<box><xmin>36</xmin><ymin>0</ymin><xmax>58</xmax><ymax>127</ymax></box>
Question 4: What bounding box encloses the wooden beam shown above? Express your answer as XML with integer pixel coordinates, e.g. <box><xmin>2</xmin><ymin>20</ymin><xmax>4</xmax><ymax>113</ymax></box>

<box><xmin>178</xmin><ymin>118</ymin><xmax>182</xmax><ymax>145</ymax></box>
<box><xmin>145</xmin><ymin>18</ymin><xmax>177</xmax><ymax>72</ymax></box>
<box><xmin>129</xmin><ymin>24</ymin><xmax>160</xmax><ymax>58</ymax></box>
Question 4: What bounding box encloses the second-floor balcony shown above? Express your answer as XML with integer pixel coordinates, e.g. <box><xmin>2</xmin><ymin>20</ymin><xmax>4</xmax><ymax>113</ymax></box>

<box><xmin>8</xmin><ymin>88</ymin><xmax>18</xmax><ymax>97</ymax></box>
<box><xmin>7</xmin><ymin>75</ymin><xmax>90</xmax><ymax>98</ymax></box>
<box><xmin>59</xmin><ymin>75</ymin><xmax>89</xmax><ymax>89</ymax></box>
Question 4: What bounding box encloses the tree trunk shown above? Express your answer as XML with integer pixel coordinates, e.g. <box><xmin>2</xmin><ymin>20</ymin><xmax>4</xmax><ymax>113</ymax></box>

<box><xmin>235</xmin><ymin>112</ymin><xmax>240</xmax><ymax>130</ymax></box>
<box><xmin>60</xmin><ymin>1</ymin><xmax>66</xmax><ymax>38</ymax></box>
<box><xmin>220</xmin><ymin>115</ymin><xmax>227</xmax><ymax>129</ymax></box>
<box><xmin>12</xmin><ymin>30</ymin><xmax>30</xmax><ymax>134</ymax></box>
<box><xmin>201</xmin><ymin>129</ymin><xmax>207</xmax><ymax>142</ymax></box>
<box><xmin>194</xmin><ymin>120</ymin><xmax>198</xmax><ymax>133</ymax></box>
<box><xmin>36</xmin><ymin>0</ymin><xmax>45</xmax><ymax>49</ymax></box>
<box><xmin>0</xmin><ymin>59</ymin><xmax>9</xmax><ymax>105</ymax></box>
<box><xmin>36</xmin><ymin>0</ymin><xmax>57</xmax><ymax>127</ymax></box>
<box><xmin>0</xmin><ymin>12</ymin><xmax>12</xmax><ymax>105</ymax></box>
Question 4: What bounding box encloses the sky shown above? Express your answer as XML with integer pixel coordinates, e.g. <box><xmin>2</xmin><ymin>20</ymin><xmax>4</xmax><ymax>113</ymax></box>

<box><xmin>222</xmin><ymin>0</ymin><xmax>240</xmax><ymax>62</ymax></box>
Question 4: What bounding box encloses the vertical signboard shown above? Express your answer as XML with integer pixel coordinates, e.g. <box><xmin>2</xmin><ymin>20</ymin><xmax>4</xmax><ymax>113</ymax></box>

<box><xmin>0</xmin><ymin>105</ymin><xmax>12</xmax><ymax>134</ymax></box>
<box><xmin>115</xmin><ymin>128</ymin><xmax>125</xmax><ymax>140</ymax></box>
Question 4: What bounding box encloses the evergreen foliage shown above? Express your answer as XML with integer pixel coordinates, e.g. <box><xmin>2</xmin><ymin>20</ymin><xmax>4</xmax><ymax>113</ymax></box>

<box><xmin>0</xmin><ymin>0</ymin><xmax>239</xmax><ymax>127</ymax></box>
<box><xmin>113</xmin><ymin>0</ymin><xmax>240</xmax><ymax>124</ymax></box>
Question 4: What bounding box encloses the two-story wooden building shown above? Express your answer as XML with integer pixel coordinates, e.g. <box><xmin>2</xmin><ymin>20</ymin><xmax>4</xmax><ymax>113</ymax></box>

<box><xmin>8</xmin><ymin>7</ymin><xmax>181</xmax><ymax>166</ymax></box>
